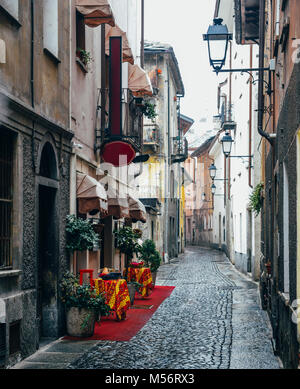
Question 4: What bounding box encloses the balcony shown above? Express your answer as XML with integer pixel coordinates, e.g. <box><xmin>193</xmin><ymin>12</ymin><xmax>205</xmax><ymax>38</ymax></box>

<box><xmin>171</xmin><ymin>137</ymin><xmax>188</xmax><ymax>164</ymax></box>
<box><xmin>143</xmin><ymin>124</ymin><xmax>160</xmax><ymax>152</ymax></box>
<box><xmin>96</xmin><ymin>88</ymin><xmax>143</xmax><ymax>154</ymax></box>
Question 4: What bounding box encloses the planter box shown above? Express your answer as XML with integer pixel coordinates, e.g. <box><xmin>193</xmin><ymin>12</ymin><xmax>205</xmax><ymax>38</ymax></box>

<box><xmin>66</xmin><ymin>307</ymin><xmax>96</xmax><ymax>337</ymax></box>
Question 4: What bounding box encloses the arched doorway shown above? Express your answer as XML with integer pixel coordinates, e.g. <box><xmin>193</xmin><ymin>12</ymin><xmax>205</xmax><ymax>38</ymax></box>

<box><xmin>37</xmin><ymin>140</ymin><xmax>59</xmax><ymax>341</ymax></box>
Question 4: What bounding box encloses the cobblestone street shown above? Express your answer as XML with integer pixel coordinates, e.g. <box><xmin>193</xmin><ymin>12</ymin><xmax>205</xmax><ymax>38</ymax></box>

<box><xmin>68</xmin><ymin>247</ymin><xmax>280</xmax><ymax>370</ymax></box>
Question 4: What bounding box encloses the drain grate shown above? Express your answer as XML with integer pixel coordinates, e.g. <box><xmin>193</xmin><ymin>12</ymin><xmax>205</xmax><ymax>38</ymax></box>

<box><xmin>129</xmin><ymin>305</ymin><xmax>153</xmax><ymax>310</ymax></box>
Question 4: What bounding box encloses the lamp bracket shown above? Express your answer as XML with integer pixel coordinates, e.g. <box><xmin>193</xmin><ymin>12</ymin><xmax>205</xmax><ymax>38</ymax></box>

<box><xmin>214</xmin><ymin>67</ymin><xmax>274</xmax><ymax>95</ymax></box>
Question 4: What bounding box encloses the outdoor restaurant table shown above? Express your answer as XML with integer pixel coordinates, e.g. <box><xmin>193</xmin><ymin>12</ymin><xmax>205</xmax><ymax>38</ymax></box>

<box><xmin>94</xmin><ymin>278</ymin><xmax>130</xmax><ymax>321</ymax></box>
<box><xmin>126</xmin><ymin>267</ymin><xmax>153</xmax><ymax>298</ymax></box>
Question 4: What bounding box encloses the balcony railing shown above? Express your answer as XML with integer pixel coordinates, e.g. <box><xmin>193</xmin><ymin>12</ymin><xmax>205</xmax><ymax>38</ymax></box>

<box><xmin>171</xmin><ymin>137</ymin><xmax>188</xmax><ymax>164</ymax></box>
<box><xmin>96</xmin><ymin>88</ymin><xmax>143</xmax><ymax>153</ymax></box>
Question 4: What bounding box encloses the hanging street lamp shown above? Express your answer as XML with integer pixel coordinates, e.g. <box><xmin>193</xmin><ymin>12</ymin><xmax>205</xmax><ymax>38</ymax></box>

<box><xmin>220</xmin><ymin>131</ymin><xmax>254</xmax><ymax>160</ymax></box>
<box><xmin>203</xmin><ymin>19</ymin><xmax>272</xmax><ymax>78</ymax></box>
<box><xmin>211</xmin><ymin>183</ymin><xmax>216</xmax><ymax>195</ymax></box>
<box><xmin>221</xmin><ymin>132</ymin><xmax>234</xmax><ymax>158</ymax></box>
<box><xmin>208</xmin><ymin>163</ymin><xmax>217</xmax><ymax>180</ymax></box>
<box><xmin>203</xmin><ymin>18</ymin><xmax>232</xmax><ymax>74</ymax></box>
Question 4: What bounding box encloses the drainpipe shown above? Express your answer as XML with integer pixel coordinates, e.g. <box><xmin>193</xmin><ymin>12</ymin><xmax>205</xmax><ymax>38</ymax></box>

<box><xmin>140</xmin><ymin>0</ymin><xmax>144</xmax><ymax>68</ymax></box>
<box><xmin>164</xmin><ymin>68</ymin><xmax>170</xmax><ymax>262</ymax></box>
<box><xmin>258</xmin><ymin>0</ymin><xmax>273</xmax><ymax>146</ymax></box>
<box><xmin>31</xmin><ymin>0</ymin><xmax>36</xmax><ymax>172</ymax></box>
<box><xmin>249</xmin><ymin>45</ymin><xmax>253</xmax><ymax>188</ymax></box>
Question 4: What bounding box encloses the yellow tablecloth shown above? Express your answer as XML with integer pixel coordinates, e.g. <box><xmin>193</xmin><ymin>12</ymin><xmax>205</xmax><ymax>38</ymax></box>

<box><xmin>127</xmin><ymin>267</ymin><xmax>153</xmax><ymax>298</ymax></box>
<box><xmin>94</xmin><ymin>279</ymin><xmax>130</xmax><ymax>320</ymax></box>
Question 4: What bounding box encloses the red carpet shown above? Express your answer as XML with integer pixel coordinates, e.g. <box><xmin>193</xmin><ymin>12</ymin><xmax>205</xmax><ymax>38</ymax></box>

<box><xmin>63</xmin><ymin>286</ymin><xmax>175</xmax><ymax>341</ymax></box>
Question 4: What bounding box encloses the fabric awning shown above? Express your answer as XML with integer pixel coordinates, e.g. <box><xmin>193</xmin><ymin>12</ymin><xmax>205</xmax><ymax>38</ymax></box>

<box><xmin>128</xmin><ymin>63</ymin><xmax>153</xmax><ymax>97</ymax></box>
<box><xmin>97</xmin><ymin>172</ymin><xmax>130</xmax><ymax>219</ymax></box>
<box><xmin>105</xmin><ymin>24</ymin><xmax>134</xmax><ymax>65</ymax></box>
<box><xmin>76</xmin><ymin>0</ymin><xmax>115</xmax><ymax>28</ymax></box>
<box><xmin>76</xmin><ymin>172</ymin><xmax>108</xmax><ymax>215</ymax></box>
<box><xmin>128</xmin><ymin>195</ymin><xmax>147</xmax><ymax>223</ymax></box>
<box><xmin>107</xmin><ymin>197</ymin><xmax>130</xmax><ymax>219</ymax></box>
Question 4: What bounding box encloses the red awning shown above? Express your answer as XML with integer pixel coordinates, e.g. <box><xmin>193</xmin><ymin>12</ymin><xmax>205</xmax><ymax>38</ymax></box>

<box><xmin>105</xmin><ymin>24</ymin><xmax>134</xmax><ymax>65</ymax></box>
<box><xmin>76</xmin><ymin>172</ymin><xmax>108</xmax><ymax>216</ymax></box>
<box><xmin>102</xmin><ymin>141</ymin><xmax>136</xmax><ymax>167</ymax></box>
<box><xmin>128</xmin><ymin>64</ymin><xmax>153</xmax><ymax>97</ymax></box>
<box><xmin>76</xmin><ymin>0</ymin><xmax>115</xmax><ymax>28</ymax></box>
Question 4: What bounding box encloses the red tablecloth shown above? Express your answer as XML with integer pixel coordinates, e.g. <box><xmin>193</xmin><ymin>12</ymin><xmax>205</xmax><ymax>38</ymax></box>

<box><xmin>127</xmin><ymin>267</ymin><xmax>153</xmax><ymax>297</ymax></box>
<box><xmin>94</xmin><ymin>279</ymin><xmax>130</xmax><ymax>320</ymax></box>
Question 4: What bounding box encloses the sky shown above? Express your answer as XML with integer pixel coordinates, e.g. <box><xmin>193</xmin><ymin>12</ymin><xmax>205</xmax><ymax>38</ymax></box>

<box><xmin>144</xmin><ymin>0</ymin><xmax>221</xmax><ymax>144</ymax></box>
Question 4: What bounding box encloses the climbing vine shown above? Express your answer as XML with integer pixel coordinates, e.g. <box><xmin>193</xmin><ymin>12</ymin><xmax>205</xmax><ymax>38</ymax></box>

<box><xmin>249</xmin><ymin>183</ymin><xmax>264</xmax><ymax>217</ymax></box>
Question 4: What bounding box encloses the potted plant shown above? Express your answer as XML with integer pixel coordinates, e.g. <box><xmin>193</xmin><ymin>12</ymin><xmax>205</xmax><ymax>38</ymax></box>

<box><xmin>66</xmin><ymin>215</ymin><xmax>100</xmax><ymax>253</ymax></box>
<box><xmin>140</xmin><ymin>101</ymin><xmax>157</xmax><ymax>121</ymax></box>
<box><xmin>60</xmin><ymin>272</ymin><xmax>111</xmax><ymax>337</ymax></box>
<box><xmin>76</xmin><ymin>48</ymin><xmax>93</xmax><ymax>67</ymax></box>
<box><xmin>114</xmin><ymin>226</ymin><xmax>141</xmax><ymax>303</ymax></box>
<box><xmin>138</xmin><ymin>239</ymin><xmax>162</xmax><ymax>286</ymax></box>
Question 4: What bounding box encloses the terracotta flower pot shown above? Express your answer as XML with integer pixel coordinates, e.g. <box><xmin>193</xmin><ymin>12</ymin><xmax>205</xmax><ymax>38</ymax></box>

<box><xmin>66</xmin><ymin>307</ymin><xmax>96</xmax><ymax>337</ymax></box>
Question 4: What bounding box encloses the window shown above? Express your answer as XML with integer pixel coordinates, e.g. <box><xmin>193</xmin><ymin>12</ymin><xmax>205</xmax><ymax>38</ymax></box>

<box><xmin>0</xmin><ymin>0</ymin><xmax>19</xmax><ymax>21</ymax></box>
<box><xmin>0</xmin><ymin>131</ymin><xmax>13</xmax><ymax>269</ymax></box>
<box><xmin>43</xmin><ymin>0</ymin><xmax>59</xmax><ymax>59</ymax></box>
<box><xmin>76</xmin><ymin>10</ymin><xmax>86</xmax><ymax>58</ymax></box>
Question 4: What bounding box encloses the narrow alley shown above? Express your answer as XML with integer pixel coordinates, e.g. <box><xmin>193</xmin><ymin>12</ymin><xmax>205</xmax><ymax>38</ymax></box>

<box><xmin>68</xmin><ymin>247</ymin><xmax>279</xmax><ymax>369</ymax></box>
<box><xmin>13</xmin><ymin>247</ymin><xmax>279</xmax><ymax>370</ymax></box>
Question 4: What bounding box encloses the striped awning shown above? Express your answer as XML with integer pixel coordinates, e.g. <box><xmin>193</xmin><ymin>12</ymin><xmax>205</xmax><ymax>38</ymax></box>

<box><xmin>128</xmin><ymin>64</ymin><xmax>153</xmax><ymax>97</ymax></box>
<box><xmin>76</xmin><ymin>172</ymin><xmax>108</xmax><ymax>216</ymax></box>
<box><xmin>105</xmin><ymin>24</ymin><xmax>134</xmax><ymax>65</ymax></box>
<box><xmin>76</xmin><ymin>0</ymin><xmax>115</xmax><ymax>28</ymax></box>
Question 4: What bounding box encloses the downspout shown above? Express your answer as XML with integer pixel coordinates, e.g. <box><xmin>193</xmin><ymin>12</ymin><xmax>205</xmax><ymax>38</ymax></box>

<box><xmin>135</xmin><ymin>0</ymin><xmax>145</xmax><ymax>180</ymax></box>
<box><xmin>258</xmin><ymin>0</ymin><xmax>273</xmax><ymax>145</ymax></box>
<box><xmin>140</xmin><ymin>0</ymin><xmax>144</xmax><ymax>68</ymax></box>
<box><xmin>249</xmin><ymin>45</ymin><xmax>253</xmax><ymax>188</ymax></box>
<box><xmin>31</xmin><ymin>0</ymin><xmax>36</xmax><ymax>172</ymax></box>
<box><xmin>164</xmin><ymin>67</ymin><xmax>170</xmax><ymax>262</ymax></box>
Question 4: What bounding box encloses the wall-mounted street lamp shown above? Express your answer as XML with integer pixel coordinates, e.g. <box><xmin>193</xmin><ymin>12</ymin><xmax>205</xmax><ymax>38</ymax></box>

<box><xmin>203</xmin><ymin>18</ymin><xmax>272</xmax><ymax>81</ymax></box>
<box><xmin>211</xmin><ymin>184</ymin><xmax>216</xmax><ymax>195</ymax></box>
<box><xmin>209</xmin><ymin>163</ymin><xmax>217</xmax><ymax>180</ymax></box>
<box><xmin>203</xmin><ymin>18</ymin><xmax>232</xmax><ymax>74</ymax></box>
<box><xmin>209</xmin><ymin>162</ymin><xmax>229</xmax><ymax>181</ymax></box>
<box><xmin>220</xmin><ymin>132</ymin><xmax>253</xmax><ymax>160</ymax></box>
<box><xmin>221</xmin><ymin>132</ymin><xmax>234</xmax><ymax>157</ymax></box>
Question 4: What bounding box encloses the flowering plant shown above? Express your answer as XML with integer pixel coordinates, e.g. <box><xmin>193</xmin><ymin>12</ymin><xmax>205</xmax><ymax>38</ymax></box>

<box><xmin>60</xmin><ymin>272</ymin><xmax>111</xmax><ymax>317</ymax></box>
<box><xmin>129</xmin><ymin>261</ymin><xmax>145</xmax><ymax>268</ymax></box>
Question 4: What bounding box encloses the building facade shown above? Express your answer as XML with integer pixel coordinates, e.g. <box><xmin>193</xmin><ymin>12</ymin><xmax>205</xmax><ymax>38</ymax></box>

<box><xmin>0</xmin><ymin>0</ymin><xmax>73</xmax><ymax>367</ymax></box>
<box><xmin>140</xmin><ymin>42</ymin><xmax>187</xmax><ymax>261</ymax></box>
